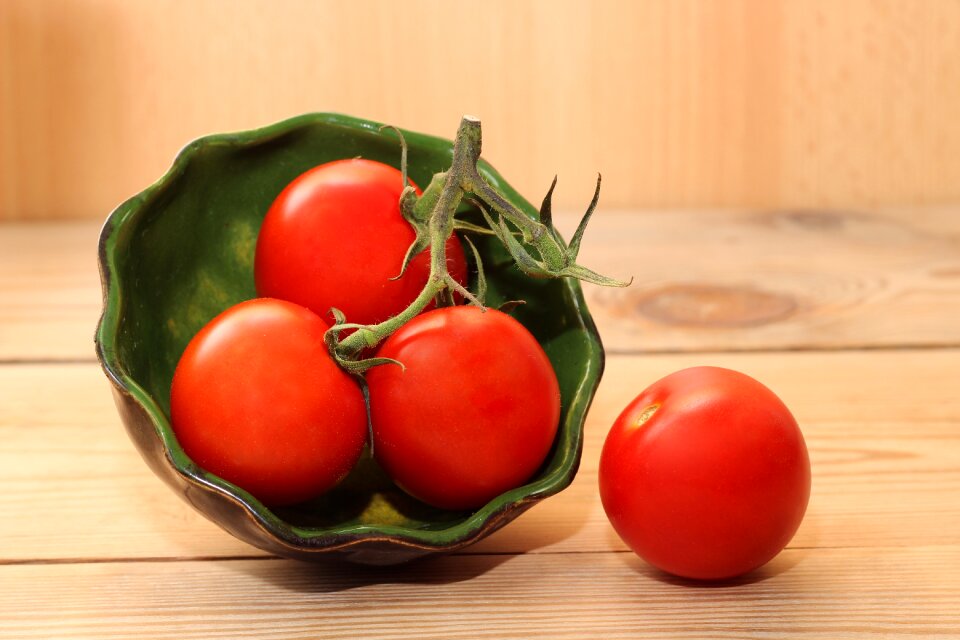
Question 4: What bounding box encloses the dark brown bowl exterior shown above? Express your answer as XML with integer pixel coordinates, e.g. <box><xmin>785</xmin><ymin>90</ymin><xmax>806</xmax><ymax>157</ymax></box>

<box><xmin>96</xmin><ymin>113</ymin><xmax>605</xmax><ymax>564</ymax></box>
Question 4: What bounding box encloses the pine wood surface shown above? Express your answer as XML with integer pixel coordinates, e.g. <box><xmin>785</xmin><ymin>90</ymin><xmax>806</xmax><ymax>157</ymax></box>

<box><xmin>3</xmin><ymin>207</ymin><xmax>960</xmax><ymax>361</ymax></box>
<box><xmin>0</xmin><ymin>211</ymin><xmax>958</xmax><ymax>638</ymax></box>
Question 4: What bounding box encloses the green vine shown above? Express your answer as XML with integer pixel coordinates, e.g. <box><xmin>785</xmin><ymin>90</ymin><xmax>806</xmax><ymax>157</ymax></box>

<box><xmin>327</xmin><ymin>115</ymin><xmax>629</xmax><ymax>373</ymax></box>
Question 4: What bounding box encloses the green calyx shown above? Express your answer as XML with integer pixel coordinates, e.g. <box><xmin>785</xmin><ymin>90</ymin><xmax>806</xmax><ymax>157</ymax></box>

<box><xmin>328</xmin><ymin>115</ymin><xmax>629</xmax><ymax>369</ymax></box>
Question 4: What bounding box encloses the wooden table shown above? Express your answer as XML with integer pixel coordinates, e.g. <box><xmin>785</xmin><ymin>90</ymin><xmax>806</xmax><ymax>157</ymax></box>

<box><xmin>1</xmin><ymin>208</ymin><xmax>959</xmax><ymax>638</ymax></box>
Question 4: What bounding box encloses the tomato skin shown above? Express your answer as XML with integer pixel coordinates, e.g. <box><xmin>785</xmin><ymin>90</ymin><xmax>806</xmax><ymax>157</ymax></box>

<box><xmin>170</xmin><ymin>298</ymin><xmax>367</xmax><ymax>507</ymax></box>
<box><xmin>254</xmin><ymin>159</ymin><xmax>467</xmax><ymax>326</ymax></box>
<box><xmin>599</xmin><ymin>367</ymin><xmax>810</xmax><ymax>580</ymax></box>
<box><xmin>366</xmin><ymin>306</ymin><xmax>561</xmax><ymax>510</ymax></box>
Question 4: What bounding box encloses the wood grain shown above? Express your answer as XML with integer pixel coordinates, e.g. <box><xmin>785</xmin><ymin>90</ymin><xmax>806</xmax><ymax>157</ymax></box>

<box><xmin>4</xmin><ymin>206</ymin><xmax>959</xmax><ymax>361</ymax></box>
<box><xmin>0</xmin><ymin>221</ymin><xmax>102</xmax><ymax>362</ymax></box>
<box><xmin>559</xmin><ymin>207</ymin><xmax>960</xmax><ymax>352</ymax></box>
<box><xmin>3</xmin><ymin>0</ymin><xmax>960</xmax><ymax>220</ymax></box>
<box><xmin>1</xmin><ymin>547</ymin><xmax>958</xmax><ymax>639</ymax></box>
<box><xmin>3</xmin><ymin>216</ymin><xmax>959</xmax><ymax>639</ymax></box>
<box><xmin>2</xmin><ymin>349</ymin><xmax>958</xmax><ymax>562</ymax></box>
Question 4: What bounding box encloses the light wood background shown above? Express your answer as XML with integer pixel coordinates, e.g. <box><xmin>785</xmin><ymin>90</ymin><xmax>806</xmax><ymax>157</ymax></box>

<box><xmin>2</xmin><ymin>0</ymin><xmax>960</xmax><ymax>221</ymax></box>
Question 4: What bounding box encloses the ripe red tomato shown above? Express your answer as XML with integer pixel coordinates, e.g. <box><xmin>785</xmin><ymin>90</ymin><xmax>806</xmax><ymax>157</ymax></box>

<box><xmin>254</xmin><ymin>158</ymin><xmax>468</xmax><ymax>326</ymax></box>
<box><xmin>599</xmin><ymin>366</ymin><xmax>811</xmax><ymax>580</ymax></box>
<box><xmin>366</xmin><ymin>306</ymin><xmax>561</xmax><ymax>510</ymax></box>
<box><xmin>170</xmin><ymin>298</ymin><xmax>367</xmax><ymax>507</ymax></box>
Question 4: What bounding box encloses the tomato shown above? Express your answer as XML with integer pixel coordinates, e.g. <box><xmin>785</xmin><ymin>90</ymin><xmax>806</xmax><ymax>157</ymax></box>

<box><xmin>254</xmin><ymin>158</ymin><xmax>468</xmax><ymax>326</ymax></box>
<box><xmin>366</xmin><ymin>306</ymin><xmax>561</xmax><ymax>510</ymax></box>
<box><xmin>599</xmin><ymin>366</ymin><xmax>811</xmax><ymax>580</ymax></box>
<box><xmin>170</xmin><ymin>298</ymin><xmax>367</xmax><ymax>507</ymax></box>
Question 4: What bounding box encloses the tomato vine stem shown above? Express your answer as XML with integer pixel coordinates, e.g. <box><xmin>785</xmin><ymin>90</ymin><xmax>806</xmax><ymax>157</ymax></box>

<box><xmin>330</xmin><ymin>115</ymin><xmax>628</xmax><ymax>370</ymax></box>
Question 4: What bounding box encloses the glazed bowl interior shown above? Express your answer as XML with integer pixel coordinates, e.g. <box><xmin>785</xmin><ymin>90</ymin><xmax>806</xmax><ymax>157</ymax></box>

<box><xmin>97</xmin><ymin>113</ymin><xmax>603</xmax><ymax>559</ymax></box>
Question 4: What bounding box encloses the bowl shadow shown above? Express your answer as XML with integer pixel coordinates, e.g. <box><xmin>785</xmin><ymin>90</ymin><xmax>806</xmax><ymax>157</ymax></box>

<box><xmin>236</xmin><ymin>551</ymin><xmax>513</xmax><ymax>595</ymax></box>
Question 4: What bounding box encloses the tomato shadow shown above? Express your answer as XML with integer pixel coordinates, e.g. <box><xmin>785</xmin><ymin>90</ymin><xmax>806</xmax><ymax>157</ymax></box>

<box><xmin>613</xmin><ymin>542</ymin><xmax>809</xmax><ymax>588</ymax></box>
<box><xmin>602</xmin><ymin>488</ymin><xmax>818</xmax><ymax>587</ymax></box>
<box><xmin>237</xmin><ymin>551</ymin><xmax>512</xmax><ymax>594</ymax></box>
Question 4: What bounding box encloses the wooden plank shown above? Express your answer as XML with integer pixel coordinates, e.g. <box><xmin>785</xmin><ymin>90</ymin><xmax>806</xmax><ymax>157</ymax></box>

<box><xmin>2</xmin><ymin>350</ymin><xmax>958</xmax><ymax>562</ymax></box>
<box><xmin>4</xmin><ymin>209</ymin><xmax>960</xmax><ymax>361</ymax></box>
<box><xmin>555</xmin><ymin>207</ymin><xmax>960</xmax><ymax>352</ymax></box>
<box><xmin>1</xmin><ymin>546</ymin><xmax>958</xmax><ymax>639</ymax></box>
<box><xmin>0</xmin><ymin>222</ymin><xmax>102</xmax><ymax>361</ymax></box>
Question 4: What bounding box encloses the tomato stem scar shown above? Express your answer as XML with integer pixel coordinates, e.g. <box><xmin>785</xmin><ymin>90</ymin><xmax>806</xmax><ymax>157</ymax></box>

<box><xmin>635</xmin><ymin>404</ymin><xmax>660</xmax><ymax>429</ymax></box>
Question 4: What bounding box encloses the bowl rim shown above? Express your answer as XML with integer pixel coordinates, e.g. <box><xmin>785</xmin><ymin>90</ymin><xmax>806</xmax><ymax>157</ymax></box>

<box><xmin>94</xmin><ymin>112</ymin><xmax>605</xmax><ymax>554</ymax></box>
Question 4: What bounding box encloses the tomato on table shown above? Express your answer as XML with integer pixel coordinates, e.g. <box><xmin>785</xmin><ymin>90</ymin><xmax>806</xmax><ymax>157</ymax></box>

<box><xmin>366</xmin><ymin>306</ymin><xmax>561</xmax><ymax>510</ymax></box>
<box><xmin>254</xmin><ymin>158</ymin><xmax>468</xmax><ymax>326</ymax></box>
<box><xmin>170</xmin><ymin>298</ymin><xmax>367</xmax><ymax>507</ymax></box>
<box><xmin>599</xmin><ymin>366</ymin><xmax>811</xmax><ymax>580</ymax></box>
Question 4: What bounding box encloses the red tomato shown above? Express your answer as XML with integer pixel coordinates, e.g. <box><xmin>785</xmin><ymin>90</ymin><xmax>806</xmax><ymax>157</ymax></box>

<box><xmin>599</xmin><ymin>367</ymin><xmax>811</xmax><ymax>580</ymax></box>
<box><xmin>254</xmin><ymin>158</ymin><xmax>468</xmax><ymax>326</ymax></box>
<box><xmin>170</xmin><ymin>298</ymin><xmax>367</xmax><ymax>507</ymax></box>
<box><xmin>366</xmin><ymin>306</ymin><xmax>561</xmax><ymax>510</ymax></box>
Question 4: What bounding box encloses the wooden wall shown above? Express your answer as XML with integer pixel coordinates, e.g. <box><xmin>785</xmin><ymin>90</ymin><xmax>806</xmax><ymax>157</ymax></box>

<box><xmin>2</xmin><ymin>0</ymin><xmax>959</xmax><ymax>220</ymax></box>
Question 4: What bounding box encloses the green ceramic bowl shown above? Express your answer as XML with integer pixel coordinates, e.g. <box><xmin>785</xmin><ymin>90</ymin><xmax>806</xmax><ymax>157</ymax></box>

<box><xmin>95</xmin><ymin>113</ymin><xmax>604</xmax><ymax>564</ymax></box>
